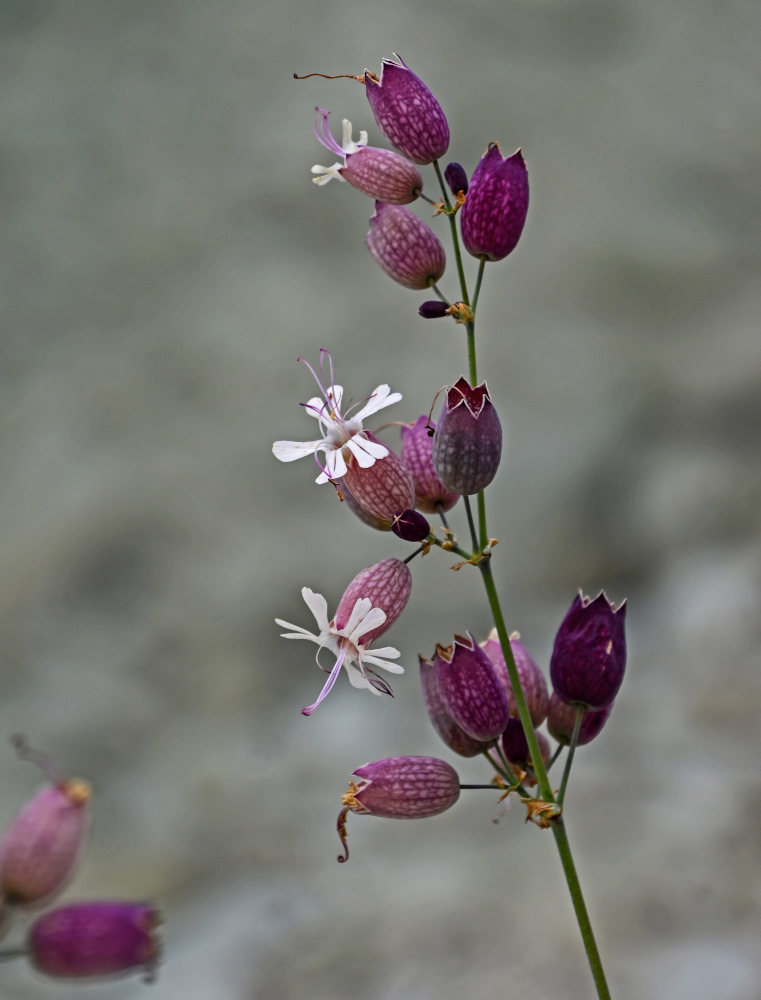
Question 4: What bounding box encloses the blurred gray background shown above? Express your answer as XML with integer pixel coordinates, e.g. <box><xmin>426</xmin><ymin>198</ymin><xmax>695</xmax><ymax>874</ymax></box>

<box><xmin>2</xmin><ymin>1</ymin><xmax>760</xmax><ymax>998</ymax></box>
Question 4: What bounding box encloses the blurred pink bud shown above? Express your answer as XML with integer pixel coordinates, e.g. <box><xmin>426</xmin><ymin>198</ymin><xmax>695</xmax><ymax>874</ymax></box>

<box><xmin>0</xmin><ymin>737</ymin><xmax>90</xmax><ymax>908</ymax></box>
<box><xmin>28</xmin><ymin>901</ymin><xmax>161</xmax><ymax>981</ymax></box>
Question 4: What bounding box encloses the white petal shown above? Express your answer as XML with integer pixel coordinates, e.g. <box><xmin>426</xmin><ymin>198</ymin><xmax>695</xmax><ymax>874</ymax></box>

<box><xmin>344</xmin><ymin>661</ymin><xmax>379</xmax><ymax>691</ymax></box>
<box><xmin>272</xmin><ymin>439</ymin><xmax>324</xmax><ymax>462</ymax></box>
<box><xmin>345</xmin><ymin>435</ymin><xmax>384</xmax><ymax>468</ymax></box>
<box><xmin>363</xmin><ymin>644</ymin><xmax>401</xmax><ymax>660</ymax></box>
<box><xmin>353</xmin><ymin>385</ymin><xmax>403</xmax><ymax>422</ymax></box>
<box><xmin>349</xmin><ymin>606</ymin><xmax>387</xmax><ymax>643</ymax></box>
<box><xmin>324</xmin><ymin>447</ymin><xmax>348</xmax><ymax>481</ymax></box>
<box><xmin>362</xmin><ymin>653</ymin><xmax>405</xmax><ymax>675</ymax></box>
<box><xmin>349</xmin><ymin>434</ymin><xmax>389</xmax><ymax>461</ymax></box>
<box><xmin>301</xmin><ymin>588</ymin><xmax>331</xmax><ymax>632</ymax></box>
<box><xmin>339</xmin><ymin>597</ymin><xmax>375</xmax><ymax>637</ymax></box>
<box><xmin>311</xmin><ymin>163</ymin><xmax>346</xmax><ymax>184</ymax></box>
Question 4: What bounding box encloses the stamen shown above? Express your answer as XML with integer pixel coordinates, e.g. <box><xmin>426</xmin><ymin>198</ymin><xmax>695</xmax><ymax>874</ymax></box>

<box><xmin>10</xmin><ymin>733</ymin><xmax>64</xmax><ymax>785</ymax></box>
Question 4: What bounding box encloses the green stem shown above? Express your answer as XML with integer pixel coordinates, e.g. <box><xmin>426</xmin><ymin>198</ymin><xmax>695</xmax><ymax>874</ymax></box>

<box><xmin>478</xmin><ymin>561</ymin><xmax>555</xmax><ymax>805</ymax></box>
<box><xmin>551</xmin><ymin>820</ymin><xmax>612</xmax><ymax>1000</ymax></box>
<box><xmin>557</xmin><ymin>706</ymin><xmax>584</xmax><ymax>805</ymax></box>
<box><xmin>462</xmin><ymin>495</ymin><xmax>480</xmax><ymax>553</ymax></box>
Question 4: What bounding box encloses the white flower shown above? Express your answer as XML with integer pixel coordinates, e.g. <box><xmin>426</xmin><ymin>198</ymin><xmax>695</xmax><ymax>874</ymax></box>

<box><xmin>310</xmin><ymin>108</ymin><xmax>368</xmax><ymax>186</ymax></box>
<box><xmin>276</xmin><ymin>587</ymin><xmax>404</xmax><ymax>716</ymax></box>
<box><xmin>272</xmin><ymin>350</ymin><xmax>401</xmax><ymax>484</ymax></box>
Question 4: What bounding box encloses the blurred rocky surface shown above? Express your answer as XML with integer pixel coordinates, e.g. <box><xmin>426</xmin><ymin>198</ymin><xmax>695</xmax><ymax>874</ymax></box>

<box><xmin>1</xmin><ymin>2</ymin><xmax>760</xmax><ymax>998</ymax></box>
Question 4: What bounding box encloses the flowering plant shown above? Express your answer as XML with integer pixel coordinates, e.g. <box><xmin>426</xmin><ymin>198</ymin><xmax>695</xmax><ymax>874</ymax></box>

<box><xmin>280</xmin><ymin>55</ymin><xmax>628</xmax><ymax>1000</ymax></box>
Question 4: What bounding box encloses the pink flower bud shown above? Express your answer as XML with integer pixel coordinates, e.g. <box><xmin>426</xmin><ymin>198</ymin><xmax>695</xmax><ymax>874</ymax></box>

<box><xmin>419</xmin><ymin>655</ymin><xmax>495</xmax><ymax>757</ymax></box>
<box><xmin>0</xmin><ymin>737</ymin><xmax>90</xmax><ymax>907</ymax></box>
<box><xmin>366</xmin><ymin>202</ymin><xmax>446</xmax><ymax>290</ymax></box>
<box><xmin>334</xmin><ymin>557</ymin><xmax>411</xmax><ymax>644</ymax></box>
<box><xmin>28</xmin><ymin>901</ymin><xmax>161</xmax><ymax>980</ymax></box>
<box><xmin>364</xmin><ymin>55</ymin><xmax>449</xmax><ymax>164</ymax></box>
<box><xmin>339</xmin><ymin>433</ymin><xmax>415</xmax><ymax>530</ymax></box>
<box><xmin>433</xmin><ymin>377</ymin><xmax>502</xmax><ymax>495</ymax></box>
<box><xmin>500</xmin><ymin>719</ymin><xmax>551</xmax><ymax>769</ymax></box>
<box><xmin>400</xmin><ymin>415</ymin><xmax>459</xmax><ymax>514</ymax></box>
<box><xmin>431</xmin><ymin>633</ymin><xmax>510</xmax><ymax>742</ymax></box>
<box><xmin>460</xmin><ymin>144</ymin><xmax>529</xmax><ymax>262</ymax></box>
<box><xmin>480</xmin><ymin>630</ymin><xmax>549</xmax><ymax>726</ymax></box>
<box><xmin>390</xmin><ymin>508</ymin><xmax>431</xmax><ymax>542</ymax></box>
<box><xmin>550</xmin><ymin>592</ymin><xmax>627</xmax><ymax>710</ymax></box>
<box><xmin>344</xmin><ymin>757</ymin><xmax>460</xmax><ymax>819</ymax></box>
<box><xmin>547</xmin><ymin>692</ymin><xmax>612</xmax><ymax>746</ymax></box>
<box><xmin>444</xmin><ymin>161</ymin><xmax>469</xmax><ymax>196</ymax></box>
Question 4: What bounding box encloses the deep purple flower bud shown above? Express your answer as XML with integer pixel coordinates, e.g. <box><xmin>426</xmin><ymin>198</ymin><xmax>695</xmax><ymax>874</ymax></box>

<box><xmin>345</xmin><ymin>757</ymin><xmax>460</xmax><ymax>818</ymax></box>
<box><xmin>444</xmin><ymin>161</ymin><xmax>468</xmax><ymax>196</ymax></box>
<box><xmin>400</xmin><ymin>415</ymin><xmax>459</xmax><ymax>514</ymax></box>
<box><xmin>391</xmin><ymin>508</ymin><xmax>430</xmax><ymax>542</ymax></box>
<box><xmin>550</xmin><ymin>591</ymin><xmax>627</xmax><ymax>710</ymax></box>
<box><xmin>431</xmin><ymin>633</ymin><xmax>510</xmax><ymax>742</ymax></box>
<box><xmin>547</xmin><ymin>692</ymin><xmax>612</xmax><ymax>746</ymax></box>
<box><xmin>366</xmin><ymin>201</ymin><xmax>446</xmax><ymax>290</ymax></box>
<box><xmin>500</xmin><ymin>719</ymin><xmax>551</xmax><ymax>769</ymax></box>
<box><xmin>28</xmin><ymin>902</ymin><xmax>161</xmax><ymax>980</ymax></box>
<box><xmin>311</xmin><ymin>108</ymin><xmax>423</xmax><ymax>204</ymax></box>
<box><xmin>419</xmin><ymin>655</ymin><xmax>495</xmax><ymax>757</ymax></box>
<box><xmin>480</xmin><ymin>630</ymin><xmax>549</xmax><ymax>726</ymax></box>
<box><xmin>460</xmin><ymin>144</ymin><xmax>529</xmax><ymax>262</ymax></box>
<box><xmin>334</xmin><ymin>557</ymin><xmax>411</xmax><ymax>644</ymax></box>
<box><xmin>364</xmin><ymin>55</ymin><xmax>449</xmax><ymax>164</ymax></box>
<box><xmin>339</xmin><ymin>432</ymin><xmax>415</xmax><ymax>530</ymax></box>
<box><xmin>418</xmin><ymin>300</ymin><xmax>449</xmax><ymax>319</ymax></box>
<box><xmin>433</xmin><ymin>377</ymin><xmax>502</xmax><ymax>495</ymax></box>
<box><xmin>0</xmin><ymin>737</ymin><xmax>91</xmax><ymax>907</ymax></box>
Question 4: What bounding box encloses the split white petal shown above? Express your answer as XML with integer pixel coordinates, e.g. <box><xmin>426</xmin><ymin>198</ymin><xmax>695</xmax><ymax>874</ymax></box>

<box><xmin>323</xmin><ymin>447</ymin><xmax>348</xmax><ymax>481</ymax></box>
<box><xmin>301</xmin><ymin>587</ymin><xmax>330</xmax><ymax>633</ymax></box>
<box><xmin>345</xmin><ymin>435</ymin><xmax>385</xmax><ymax>468</ymax></box>
<box><xmin>353</xmin><ymin>386</ymin><xmax>404</xmax><ymax>422</ymax></box>
<box><xmin>348</xmin><ymin>434</ymin><xmax>389</xmax><ymax>461</ymax></box>
<box><xmin>339</xmin><ymin>598</ymin><xmax>375</xmax><ymax>637</ymax></box>
<box><xmin>348</xmin><ymin>607</ymin><xmax>387</xmax><ymax>643</ymax></box>
<box><xmin>311</xmin><ymin>162</ymin><xmax>346</xmax><ymax>185</ymax></box>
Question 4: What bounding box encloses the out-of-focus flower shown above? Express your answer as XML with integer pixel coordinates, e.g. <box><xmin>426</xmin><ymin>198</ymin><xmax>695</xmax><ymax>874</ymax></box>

<box><xmin>366</xmin><ymin>201</ymin><xmax>446</xmax><ymax>289</ymax></box>
<box><xmin>28</xmin><ymin>902</ymin><xmax>161</xmax><ymax>981</ymax></box>
<box><xmin>428</xmin><ymin>633</ymin><xmax>510</xmax><ymax>742</ymax></box>
<box><xmin>311</xmin><ymin>108</ymin><xmax>423</xmax><ymax>204</ymax></box>
<box><xmin>272</xmin><ymin>350</ymin><xmax>401</xmax><ymax>484</ymax></box>
<box><xmin>547</xmin><ymin>693</ymin><xmax>612</xmax><ymax>746</ymax></box>
<box><xmin>550</xmin><ymin>592</ymin><xmax>627</xmax><ymax>710</ymax></box>
<box><xmin>276</xmin><ymin>558</ymin><xmax>411</xmax><ymax>715</ymax></box>
<box><xmin>433</xmin><ymin>377</ymin><xmax>502</xmax><ymax>495</ymax></box>
<box><xmin>481</xmin><ymin>630</ymin><xmax>549</xmax><ymax>726</ymax></box>
<box><xmin>339</xmin><ymin>432</ymin><xmax>416</xmax><ymax>530</ymax></box>
<box><xmin>364</xmin><ymin>55</ymin><xmax>449</xmax><ymax>164</ymax></box>
<box><xmin>0</xmin><ymin>737</ymin><xmax>90</xmax><ymax>908</ymax></box>
<box><xmin>460</xmin><ymin>144</ymin><xmax>529</xmax><ymax>262</ymax></box>
<box><xmin>400</xmin><ymin>415</ymin><xmax>459</xmax><ymax>514</ymax></box>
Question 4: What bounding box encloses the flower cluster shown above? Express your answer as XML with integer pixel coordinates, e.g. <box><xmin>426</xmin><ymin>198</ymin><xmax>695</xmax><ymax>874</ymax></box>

<box><xmin>0</xmin><ymin>736</ymin><xmax>160</xmax><ymax>982</ymax></box>
<box><xmin>278</xmin><ymin>55</ymin><xmax>628</xmax><ymax>884</ymax></box>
